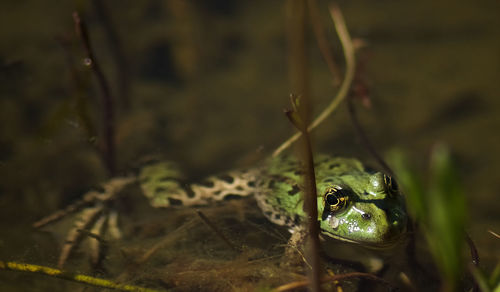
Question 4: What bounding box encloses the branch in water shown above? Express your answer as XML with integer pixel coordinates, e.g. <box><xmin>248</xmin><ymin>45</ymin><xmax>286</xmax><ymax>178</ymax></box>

<box><xmin>73</xmin><ymin>11</ymin><xmax>116</xmax><ymax>176</ymax></box>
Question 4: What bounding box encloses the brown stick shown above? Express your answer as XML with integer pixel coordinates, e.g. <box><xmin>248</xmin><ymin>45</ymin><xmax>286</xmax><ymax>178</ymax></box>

<box><xmin>274</xmin><ymin>272</ymin><xmax>393</xmax><ymax>291</ymax></box>
<box><xmin>91</xmin><ymin>0</ymin><xmax>131</xmax><ymax>109</ymax></box>
<box><xmin>73</xmin><ymin>11</ymin><xmax>116</xmax><ymax>176</ymax></box>
<box><xmin>287</xmin><ymin>0</ymin><xmax>310</xmax><ymax>121</ymax></box>
<box><xmin>285</xmin><ymin>95</ymin><xmax>322</xmax><ymax>292</ymax></box>
<box><xmin>286</xmin><ymin>0</ymin><xmax>322</xmax><ymax>290</ymax></box>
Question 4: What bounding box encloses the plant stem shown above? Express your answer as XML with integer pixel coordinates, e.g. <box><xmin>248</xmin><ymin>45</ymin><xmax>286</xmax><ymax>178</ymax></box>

<box><xmin>273</xmin><ymin>4</ymin><xmax>355</xmax><ymax>158</ymax></box>
<box><xmin>347</xmin><ymin>97</ymin><xmax>394</xmax><ymax>176</ymax></box>
<box><xmin>91</xmin><ymin>0</ymin><xmax>131</xmax><ymax>109</ymax></box>
<box><xmin>0</xmin><ymin>260</ymin><xmax>164</xmax><ymax>292</ymax></box>
<box><xmin>73</xmin><ymin>11</ymin><xmax>116</xmax><ymax>176</ymax></box>
<box><xmin>307</xmin><ymin>0</ymin><xmax>342</xmax><ymax>86</ymax></box>
<box><xmin>285</xmin><ymin>101</ymin><xmax>322</xmax><ymax>292</ymax></box>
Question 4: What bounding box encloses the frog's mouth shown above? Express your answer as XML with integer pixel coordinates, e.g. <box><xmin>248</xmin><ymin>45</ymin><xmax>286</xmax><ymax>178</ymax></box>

<box><xmin>320</xmin><ymin>230</ymin><xmax>406</xmax><ymax>249</ymax></box>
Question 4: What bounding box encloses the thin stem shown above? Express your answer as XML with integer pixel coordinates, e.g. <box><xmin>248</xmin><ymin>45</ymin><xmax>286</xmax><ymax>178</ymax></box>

<box><xmin>286</xmin><ymin>0</ymin><xmax>321</xmax><ymax>289</ymax></box>
<box><xmin>300</xmin><ymin>129</ymin><xmax>322</xmax><ymax>292</ymax></box>
<box><xmin>73</xmin><ymin>11</ymin><xmax>116</xmax><ymax>176</ymax></box>
<box><xmin>347</xmin><ymin>97</ymin><xmax>394</xmax><ymax>176</ymax></box>
<box><xmin>91</xmin><ymin>0</ymin><xmax>131</xmax><ymax>109</ymax></box>
<box><xmin>285</xmin><ymin>97</ymin><xmax>322</xmax><ymax>292</ymax></box>
<box><xmin>287</xmin><ymin>0</ymin><xmax>310</xmax><ymax>121</ymax></box>
<box><xmin>196</xmin><ymin>210</ymin><xmax>241</xmax><ymax>253</ymax></box>
<box><xmin>487</xmin><ymin>230</ymin><xmax>500</xmax><ymax>239</ymax></box>
<box><xmin>273</xmin><ymin>5</ymin><xmax>356</xmax><ymax>158</ymax></box>
<box><xmin>273</xmin><ymin>272</ymin><xmax>393</xmax><ymax>291</ymax></box>
<box><xmin>0</xmin><ymin>261</ymin><xmax>164</xmax><ymax>292</ymax></box>
<box><xmin>307</xmin><ymin>0</ymin><xmax>342</xmax><ymax>86</ymax></box>
<box><xmin>465</xmin><ymin>232</ymin><xmax>479</xmax><ymax>266</ymax></box>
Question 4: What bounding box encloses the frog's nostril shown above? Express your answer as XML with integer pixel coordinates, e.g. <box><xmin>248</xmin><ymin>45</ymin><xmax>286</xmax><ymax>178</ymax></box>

<box><xmin>361</xmin><ymin>213</ymin><xmax>371</xmax><ymax>220</ymax></box>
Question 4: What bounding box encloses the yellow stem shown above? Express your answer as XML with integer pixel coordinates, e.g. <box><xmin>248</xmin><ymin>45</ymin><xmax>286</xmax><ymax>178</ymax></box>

<box><xmin>0</xmin><ymin>260</ymin><xmax>165</xmax><ymax>292</ymax></box>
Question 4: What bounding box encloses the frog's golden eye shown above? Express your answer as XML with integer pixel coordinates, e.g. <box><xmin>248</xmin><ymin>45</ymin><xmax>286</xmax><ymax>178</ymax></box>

<box><xmin>384</xmin><ymin>174</ymin><xmax>399</xmax><ymax>194</ymax></box>
<box><xmin>324</xmin><ymin>187</ymin><xmax>348</xmax><ymax>212</ymax></box>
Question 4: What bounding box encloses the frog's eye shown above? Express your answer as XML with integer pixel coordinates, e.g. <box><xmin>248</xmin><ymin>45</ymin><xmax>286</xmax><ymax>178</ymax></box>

<box><xmin>323</xmin><ymin>187</ymin><xmax>348</xmax><ymax>212</ymax></box>
<box><xmin>384</xmin><ymin>174</ymin><xmax>399</xmax><ymax>194</ymax></box>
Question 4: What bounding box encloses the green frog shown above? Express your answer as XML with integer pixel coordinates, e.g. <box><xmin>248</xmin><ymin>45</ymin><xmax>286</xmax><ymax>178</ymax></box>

<box><xmin>139</xmin><ymin>153</ymin><xmax>407</xmax><ymax>248</ymax></box>
<box><xmin>35</xmin><ymin>153</ymin><xmax>407</xmax><ymax>267</ymax></box>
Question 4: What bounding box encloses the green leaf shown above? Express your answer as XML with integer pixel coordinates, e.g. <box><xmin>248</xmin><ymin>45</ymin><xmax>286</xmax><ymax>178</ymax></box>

<box><xmin>427</xmin><ymin>144</ymin><xmax>466</xmax><ymax>285</ymax></box>
<box><xmin>387</xmin><ymin>150</ymin><xmax>425</xmax><ymax>221</ymax></box>
<box><xmin>388</xmin><ymin>145</ymin><xmax>467</xmax><ymax>290</ymax></box>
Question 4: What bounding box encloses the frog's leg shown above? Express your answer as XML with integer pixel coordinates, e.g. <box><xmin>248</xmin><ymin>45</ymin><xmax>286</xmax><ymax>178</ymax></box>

<box><xmin>283</xmin><ymin>226</ymin><xmax>374</xmax><ymax>276</ymax></box>
<box><xmin>35</xmin><ymin>161</ymin><xmax>258</xmax><ymax>268</ymax></box>
<box><xmin>33</xmin><ymin>176</ymin><xmax>135</xmax><ymax>268</ymax></box>
<box><xmin>282</xmin><ymin>225</ymin><xmax>309</xmax><ymax>267</ymax></box>
<box><xmin>139</xmin><ymin>161</ymin><xmax>258</xmax><ymax>208</ymax></box>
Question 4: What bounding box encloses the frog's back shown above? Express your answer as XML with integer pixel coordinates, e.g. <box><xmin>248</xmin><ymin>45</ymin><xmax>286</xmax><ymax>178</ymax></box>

<box><xmin>254</xmin><ymin>154</ymin><xmax>365</xmax><ymax>227</ymax></box>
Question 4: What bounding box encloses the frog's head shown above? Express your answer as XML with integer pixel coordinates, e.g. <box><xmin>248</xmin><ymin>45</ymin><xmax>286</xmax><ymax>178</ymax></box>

<box><xmin>317</xmin><ymin>172</ymin><xmax>407</xmax><ymax>248</ymax></box>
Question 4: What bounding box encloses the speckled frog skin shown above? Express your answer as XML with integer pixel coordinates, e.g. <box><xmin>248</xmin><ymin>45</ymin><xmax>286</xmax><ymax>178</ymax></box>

<box><xmin>139</xmin><ymin>154</ymin><xmax>407</xmax><ymax>248</ymax></box>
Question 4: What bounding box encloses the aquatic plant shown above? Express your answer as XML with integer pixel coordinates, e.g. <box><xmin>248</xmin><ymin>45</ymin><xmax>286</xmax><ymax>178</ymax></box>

<box><xmin>390</xmin><ymin>145</ymin><xmax>469</xmax><ymax>291</ymax></box>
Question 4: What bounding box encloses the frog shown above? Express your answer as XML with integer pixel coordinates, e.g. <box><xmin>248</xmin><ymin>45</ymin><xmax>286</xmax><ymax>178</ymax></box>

<box><xmin>139</xmin><ymin>153</ymin><xmax>407</xmax><ymax>247</ymax></box>
<box><xmin>34</xmin><ymin>153</ymin><xmax>407</xmax><ymax>267</ymax></box>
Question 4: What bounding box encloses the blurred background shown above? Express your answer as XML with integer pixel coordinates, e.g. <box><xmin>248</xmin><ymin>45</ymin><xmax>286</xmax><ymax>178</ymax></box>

<box><xmin>0</xmin><ymin>0</ymin><xmax>498</xmax><ymax>290</ymax></box>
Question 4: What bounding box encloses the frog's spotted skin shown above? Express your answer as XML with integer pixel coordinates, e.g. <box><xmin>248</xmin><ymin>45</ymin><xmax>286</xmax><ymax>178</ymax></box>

<box><xmin>139</xmin><ymin>154</ymin><xmax>407</xmax><ymax>247</ymax></box>
<box><xmin>139</xmin><ymin>161</ymin><xmax>258</xmax><ymax>207</ymax></box>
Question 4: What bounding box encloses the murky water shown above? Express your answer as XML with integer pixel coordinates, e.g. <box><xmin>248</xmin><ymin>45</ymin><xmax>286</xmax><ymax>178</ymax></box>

<box><xmin>0</xmin><ymin>0</ymin><xmax>498</xmax><ymax>291</ymax></box>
